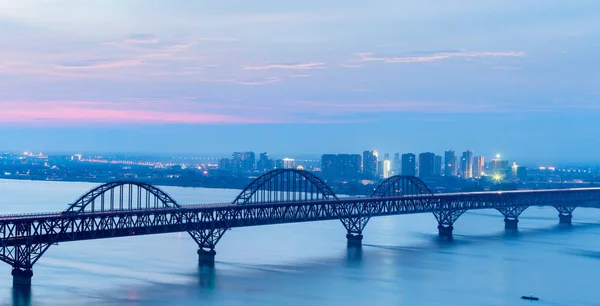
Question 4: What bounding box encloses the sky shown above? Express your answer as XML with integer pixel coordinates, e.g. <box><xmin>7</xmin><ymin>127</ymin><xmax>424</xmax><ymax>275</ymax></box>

<box><xmin>0</xmin><ymin>1</ymin><xmax>599</xmax><ymax>162</ymax></box>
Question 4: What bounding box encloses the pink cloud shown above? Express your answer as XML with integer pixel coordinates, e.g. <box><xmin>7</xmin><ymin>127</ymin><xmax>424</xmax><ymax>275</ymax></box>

<box><xmin>244</xmin><ymin>62</ymin><xmax>325</xmax><ymax>70</ymax></box>
<box><xmin>56</xmin><ymin>60</ymin><xmax>143</xmax><ymax>70</ymax></box>
<box><xmin>236</xmin><ymin>77</ymin><xmax>282</xmax><ymax>85</ymax></box>
<box><xmin>0</xmin><ymin>101</ymin><xmax>275</xmax><ymax>125</ymax></box>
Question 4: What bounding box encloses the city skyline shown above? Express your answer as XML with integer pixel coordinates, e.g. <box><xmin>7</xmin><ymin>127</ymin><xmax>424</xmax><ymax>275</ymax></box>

<box><xmin>1</xmin><ymin>1</ymin><xmax>599</xmax><ymax>160</ymax></box>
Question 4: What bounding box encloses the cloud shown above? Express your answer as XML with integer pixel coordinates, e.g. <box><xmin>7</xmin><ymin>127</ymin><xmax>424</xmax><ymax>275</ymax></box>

<box><xmin>340</xmin><ymin>64</ymin><xmax>363</xmax><ymax>68</ymax></box>
<box><xmin>124</xmin><ymin>34</ymin><xmax>158</xmax><ymax>44</ymax></box>
<box><xmin>243</xmin><ymin>62</ymin><xmax>325</xmax><ymax>70</ymax></box>
<box><xmin>195</xmin><ymin>37</ymin><xmax>239</xmax><ymax>42</ymax></box>
<box><xmin>290</xmin><ymin>74</ymin><xmax>311</xmax><ymax>78</ymax></box>
<box><xmin>357</xmin><ymin>50</ymin><xmax>525</xmax><ymax>63</ymax></box>
<box><xmin>56</xmin><ymin>60</ymin><xmax>142</xmax><ymax>70</ymax></box>
<box><xmin>236</xmin><ymin>77</ymin><xmax>282</xmax><ymax>85</ymax></box>
<box><xmin>0</xmin><ymin>100</ymin><xmax>274</xmax><ymax>125</ymax></box>
<box><xmin>491</xmin><ymin>66</ymin><xmax>522</xmax><ymax>70</ymax></box>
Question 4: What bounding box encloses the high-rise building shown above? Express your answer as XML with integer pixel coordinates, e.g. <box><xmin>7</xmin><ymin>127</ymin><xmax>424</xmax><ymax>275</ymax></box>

<box><xmin>418</xmin><ymin>152</ymin><xmax>435</xmax><ymax>178</ymax></box>
<box><xmin>474</xmin><ymin>156</ymin><xmax>485</xmax><ymax>177</ymax></box>
<box><xmin>393</xmin><ymin>153</ymin><xmax>401</xmax><ymax>175</ymax></box>
<box><xmin>321</xmin><ymin>154</ymin><xmax>362</xmax><ymax>180</ymax></box>
<box><xmin>363</xmin><ymin>150</ymin><xmax>378</xmax><ymax>178</ymax></box>
<box><xmin>378</xmin><ymin>156</ymin><xmax>391</xmax><ymax>179</ymax></box>
<box><xmin>434</xmin><ymin>155</ymin><xmax>442</xmax><ymax>176</ymax></box>
<box><xmin>218</xmin><ymin>158</ymin><xmax>232</xmax><ymax>171</ymax></box>
<box><xmin>257</xmin><ymin>152</ymin><xmax>275</xmax><ymax>172</ymax></box>
<box><xmin>401</xmin><ymin>153</ymin><xmax>416</xmax><ymax>176</ymax></box>
<box><xmin>460</xmin><ymin>150</ymin><xmax>473</xmax><ymax>178</ymax></box>
<box><xmin>232</xmin><ymin>152</ymin><xmax>256</xmax><ymax>173</ymax></box>
<box><xmin>282</xmin><ymin>158</ymin><xmax>295</xmax><ymax>169</ymax></box>
<box><xmin>490</xmin><ymin>154</ymin><xmax>510</xmax><ymax>177</ymax></box>
<box><xmin>444</xmin><ymin>150</ymin><xmax>456</xmax><ymax>177</ymax></box>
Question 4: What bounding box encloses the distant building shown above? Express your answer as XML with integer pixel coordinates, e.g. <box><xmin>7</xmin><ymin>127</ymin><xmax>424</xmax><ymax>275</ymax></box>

<box><xmin>444</xmin><ymin>150</ymin><xmax>455</xmax><ymax>177</ymax></box>
<box><xmin>282</xmin><ymin>158</ymin><xmax>295</xmax><ymax>169</ymax></box>
<box><xmin>218</xmin><ymin>158</ymin><xmax>232</xmax><ymax>171</ymax></box>
<box><xmin>452</xmin><ymin>156</ymin><xmax>458</xmax><ymax>176</ymax></box>
<box><xmin>378</xmin><ymin>159</ymin><xmax>391</xmax><ymax>179</ymax></box>
<box><xmin>275</xmin><ymin>159</ymin><xmax>284</xmax><ymax>169</ymax></box>
<box><xmin>474</xmin><ymin>156</ymin><xmax>485</xmax><ymax>177</ymax></box>
<box><xmin>460</xmin><ymin>150</ymin><xmax>473</xmax><ymax>178</ymax></box>
<box><xmin>363</xmin><ymin>150</ymin><xmax>378</xmax><ymax>178</ymax></box>
<box><xmin>257</xmin><ymin>152</ymin><xmax>275</xmax><ymax>172</ymax></box>
<box><xmin>393</xmin><ymin>153</ymin><xmax>401</xmax><ymax>175</ymax></box>
<box><xmin>490</xmin><ymin>154</ymin><xmax>510</xmax><ymax>177</ymax></box>
<box><xmin>232</xmin><ymin>152</ymin><xmax>255</xmax><ymax>173</ymax></box>
<box><xmin>434</xmin><ymin>155</ymin><xmax>442</xmax><ymax>176</ymax></box>
<box><xmin>418</xmin><ymin>152</ymin><xmax>435</xmax><ymax>178</ymax></box>
<box><xmin>517</xmin><ymin>166</ymin><xmax>528</xmax><ymax>181</ymax></box>
<box><xmin>321</xmin><ymin>154</ymin><xmax>362</xmax><ymax>180</ymax></box>
<box><xmin>401</xmin><ymin>153</ymin><xmax>416</xmax><ymax>176</ymax></box>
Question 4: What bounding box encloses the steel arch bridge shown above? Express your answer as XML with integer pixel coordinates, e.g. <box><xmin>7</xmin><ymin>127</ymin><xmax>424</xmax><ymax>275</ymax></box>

<box><xmin>2</xmin><ymin>169</ymin><xmax>600</xmax><ymax>287</ymax></box>
<box><xmin>65</xmin><ymin>181</ymin><xmax>181</xmax><ymax>213</ymax></box>
<box><xmin>343</xmin><ymin>175</ymin><xmax>435</xmax><ymax>244</ymax></box>
<box><xmin>371</xmin><ymin>175</ymin><xmax>433</xmax><ymax>197</ymax></box>
<box><xmin>232</xmin><ymin>169</ymin><xmax>338</xmax><ymax>205</ymax></box>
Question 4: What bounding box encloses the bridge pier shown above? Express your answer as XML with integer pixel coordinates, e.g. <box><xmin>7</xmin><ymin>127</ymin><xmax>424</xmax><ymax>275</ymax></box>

<box><xmin>438</xmin><ymin>224</ymin><xmax>453</xmax><ymax>239</ymax></box>
<box><xmin>559</xmin><ymin>213</ymin><xmax>573</xmax><ymax>225</ymax></box>
<box><xmin>341</xmin><ymin>216</ymin><xmax>369</xmax><ymax>247</ymax></box>
<box><xmin>346</xmin><ymin>234</ymin><xmax>363</xmax><ymax>247</ymax></box>
<box><xmin>197</xmin><ymin>249</ymin><xmax>216</xmax><ymax>266</ymax></box>
<box><xmin>11</xmin><ymin>268</ymin><xmax>33</xmax><ymax>287</ymax></box>
<box><xmin>504</xmin><ymin>218</ymin><xmax>519</xmax><ymax>230</ymax></box>
<box><xmin>497</xmin><ymin>206</ymin><xmax>527</xmax><ymax>231</ymax></box>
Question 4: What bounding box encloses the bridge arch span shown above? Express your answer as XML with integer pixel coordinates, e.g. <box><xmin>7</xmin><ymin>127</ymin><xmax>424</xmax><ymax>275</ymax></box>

<box><xmin>371</xmin><ymin>175</ymin><xmax>433</xmax><ymax>197</ymax></box>
<box><xmin>233</xmin><ymin>169</ymin><xmax>338</xmax><ymax>205</ymax></box>
<box><xmin>64</xmin><ymin>181</ymin><xmax>180</xmax><ymax>213</ymax></box>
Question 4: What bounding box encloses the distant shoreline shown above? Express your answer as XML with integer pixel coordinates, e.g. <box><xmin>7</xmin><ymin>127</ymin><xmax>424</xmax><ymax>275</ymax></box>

<box><xmin>0</xmin><ymin>175</ymin><xmax>244</xmax><ymax>192</ymax></box>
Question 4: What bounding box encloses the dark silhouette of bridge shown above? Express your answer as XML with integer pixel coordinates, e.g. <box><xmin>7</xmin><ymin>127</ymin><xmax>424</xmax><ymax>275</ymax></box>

<box><xmin>1</xmin><ymin>169</ymin><xmax>599</xmax><ymax>286</ymax></box>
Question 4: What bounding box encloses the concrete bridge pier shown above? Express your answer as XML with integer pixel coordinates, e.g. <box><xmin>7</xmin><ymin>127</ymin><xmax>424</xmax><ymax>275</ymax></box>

<box><xmin>197</xmin><ymin>249</ymin><xmax>216</xmax><ymax>266</ymax></box>
<box><xmin>346</xmin><ymin>234</ymin><xmax>363</xmax><ymax>247</ymax></box>
<box><xmin>504</xmin><ymin>218</ymin><xmax>519</xmax><ymax>230</ymax></box>
<box><xmin>438</xmin><ymin>224</ymin><xmax>454</xmax><ymax>239</ymax></box>
<box><xmin>497</xmin><ymin>206</ymin><xmax>528</xmax><ymax>231</ymax></box>
<box><xmin>559</xmin><ymin>213</ymin><xmax>573</xmax><ymax>225</ymax></box>
<box><xmin>12</xmin><ymin>268</ymin><xmax>33</xmax><ymax>287</ymax></box>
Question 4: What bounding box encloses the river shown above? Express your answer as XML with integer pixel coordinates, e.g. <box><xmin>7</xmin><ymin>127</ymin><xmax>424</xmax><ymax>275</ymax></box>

<box><xmin>1</xmin><ymin>179</ymin><xmax>599</xmax><ymax>305</ymax></box>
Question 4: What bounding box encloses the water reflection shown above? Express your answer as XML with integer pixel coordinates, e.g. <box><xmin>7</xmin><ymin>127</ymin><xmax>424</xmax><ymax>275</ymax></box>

<box><xmin>197</xmin><ymin>266</ymin><xmax>217</xmax><ymax>289</ymax></box>
<box><xmin>11</xmin><ymin>286</ymin><xmax>31</xmax><ymax>306</ymax></box>
<box><xmin>345</xmin><ymin>245</ymin><xmax>363</xmax><ymax>267</ymax></box>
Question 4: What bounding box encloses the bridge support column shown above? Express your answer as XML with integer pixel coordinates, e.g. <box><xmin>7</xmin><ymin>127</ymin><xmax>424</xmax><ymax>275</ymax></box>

<box><xmin>346</xmin><ymin>234</ymin><xmax>363</xmax><ymax>247</ymax></box>
<box><xmin>11</xmin><ymin>268</ymin><xmax>33</xmax><ymax>287</ymax></box>
<box><xmin>437</xmin><ymin>225</ymin><xmax>453</xmax><ymax>239</ymax></box>
<box><xmin>433</xmin><ymin>210</ymin><xmax>465</xmax><ymax>240</ymax></box>
<box><xmin>497</xmin><ymin>206</ymin><xmax>528</xmax><ymax>231</ymax></box>
<box><xmin>189</xmin><ymin>227</ymin><xmax>227</xmax><ymax>267</ymax></box>
<box><xmin>504</xmin><ymin>218</ymin><xmax>519</xmax><ymax>230</ymax></box>
<box><xmin>197</xmin><ymin>249</ymin><xmax>216</xmax><ymax>266</ymax></box>
<box><xmin>559</xmin><ymin>213</ymin><xmax>573</xmax><ymax>225</ymax></box>
<box><xmin>341</xmin><ymin>215</ymin><xmax>369</xmax><ymax>247</ymax></box>
<box><xmin>555</xmin><ymin>206</ymin><xmax>575</xmax><ymax>226</ymax></box>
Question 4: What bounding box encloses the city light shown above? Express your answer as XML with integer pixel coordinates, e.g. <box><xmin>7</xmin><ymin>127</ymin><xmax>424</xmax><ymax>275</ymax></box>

<box><xmin>493</xmin><ymin>173</ymin><xmax>503</xmax><ymax>183</ymax></box>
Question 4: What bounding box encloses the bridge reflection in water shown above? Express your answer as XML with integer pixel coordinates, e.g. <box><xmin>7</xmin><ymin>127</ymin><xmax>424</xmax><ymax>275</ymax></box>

<box><xmin>1</xmin><ymin>169</ymin><xmax>598</xmax><ymax>286</ymax></box>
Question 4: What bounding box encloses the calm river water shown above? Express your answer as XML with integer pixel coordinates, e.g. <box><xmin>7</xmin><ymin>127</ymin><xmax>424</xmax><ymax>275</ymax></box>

<box><xmin>1</xmin><ymin>179</ymin><xmax>600</xmax><ymax>305</ymax></box>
